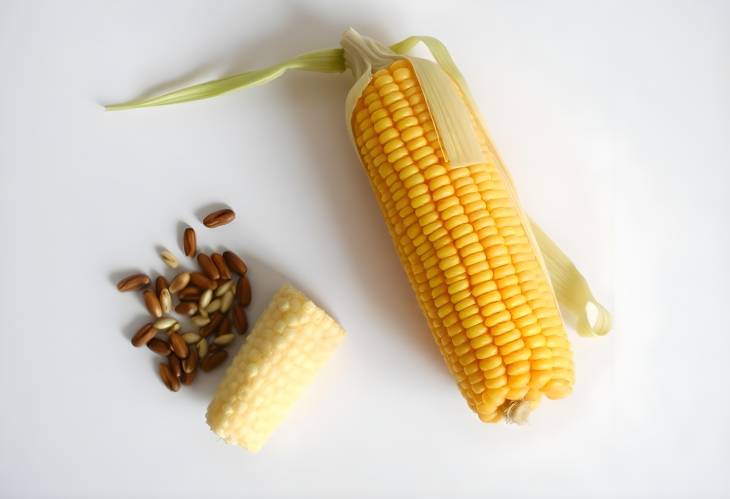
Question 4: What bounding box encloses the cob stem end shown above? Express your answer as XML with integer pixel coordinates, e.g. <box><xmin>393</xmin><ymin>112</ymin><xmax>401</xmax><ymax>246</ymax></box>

<box><xmin>503</xmin><ymin>400</ymin><xmax>532</xmax><ymax>425</ymax></box>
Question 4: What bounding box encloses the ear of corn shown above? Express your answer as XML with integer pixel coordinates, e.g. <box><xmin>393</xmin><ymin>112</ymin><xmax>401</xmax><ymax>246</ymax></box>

<box><xmin>344</xmin><ymin>31</ymin><xmax>575</xmax><ymax>421</ymax></box>
<box><xmin>207</xmin><ymin>284</ymin><xmax>345</xmax><ymax>452</ymax></box>
<box><xmin>106</xmin><ymin>29</ymin><xmax>610</xmax><ymax>424</ymax></box>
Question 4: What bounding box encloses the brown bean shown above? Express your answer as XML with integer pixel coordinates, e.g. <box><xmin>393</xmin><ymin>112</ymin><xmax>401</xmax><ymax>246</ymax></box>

<box><xmin>223</xmin><ymin>251</ymin><xmax>247</xmax><ymax>276</ymax></box>
<box><xmin>178</xmin><ymin>286</ymin><xmax>202</xmax><ymax>301</ymax></box>
<box><xmin>168</xmin><ymin>355</ymin><xmax>182</xmax><ymax>379</ymax></box>
<box><xmin>197</xmin><ymin>253</ymin><xmax>220</xmax><ymax>281</ymax></box>
<box><xmin>181</xmin><ymin>370</ymin><xmax>196</xmax><ymax>385</ymax></box>
<box><xmin>155</xmin><ymin>276</ymin><xmax>169</xmax><ymax>296</ymax></box>
<box><xmin>159</xmin><ymin>363</ymin><xmax>180</xmax><ymax>392</ymax></box>
<box><xmin>236</xmin><ymin>276</ymin><xmax>252</xmax><ymax>307</ymax></box>
<box><xmin>143</xmin><ymin>289</ymin><xmax>162</xmax><ymax>318</ymax></box>
<box><xmin>183</xmin><ymin>227</ymin><xmax>197</xmax><ymax>257</ymax></box>
<box><xmin>131</xmin><ymin>323</ymin><xmax>156</xmax><ymax>347</ymax></box>
<box><xmin>232</xmin><ymin>304</ymin><xmax>248</xmax><ymax>335</ymax></box>
<box><xmin>211</xmin><ymin>253</ymin><xmax>231</xmax><ymax>280</ymax></box>
<box><xmin>116</xmin><ymin>273</ymin><xmax>150</xmax><ymax>292</ymax></box>
<box><xmin>189</xmin><ymin>272</ymin><xmax>215</xmax><ymax>290</ymax></box>
<box><xmin>183</xmin><ymin>348</ymin><xmax>198</xmax><ymax>374</ymax></box>
<box><xmin>169</xmin><ymin>272</ymin><xmax>190</xmax><ymax>294</ymax></box>
<box><xmin>203</xmin><ymin>208</ymin><xmax>235</xmax><ymax>228</ymax></box>
<box><xmin>201</xmin><ymin>350</ymin><xmax>228</xmax><ymax>372</ymax></box>
<box><xmin>199</xmin><ymin>312</ymin><xmax>223</xmax><ymax>338</ymax></box>
<box><xmin>168</xmin><ymin>332</ymin><xmax>189</xmax><ymax>359</ymax></box>
<box><xmin>175</xmin><ymin>302</ymin><xmax>198</xmax><ymax>316</ymax></box>
<box><xmin>218</xmin><ymin>316</ymin><xmax>231</xmax><ymax>336</ymax></box>
<box><xmin>147</xmin><ymin>337</ymin><xmax>171</xmax><ymax>356</ymax></box>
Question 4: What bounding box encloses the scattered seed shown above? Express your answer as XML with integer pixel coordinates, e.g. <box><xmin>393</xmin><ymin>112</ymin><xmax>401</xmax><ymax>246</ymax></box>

<box><xmin>181</xmin><ymin>370</ymin><xmax>196</xmax><ymax>385</ymax></box>
<box><xmin>191</xmin><ymin>315</ymin><xmax>210</xmax><ymax>327</ymax></box>
<box><xmin>117</xmin><ymin>273</ymin><xmax>150</xmax><ymax>292</ymax></box>
<box><xmin>220</xmin><ymin>290</ymin><xmax>234</xmax><ymax>313</ymax></box>
<box><xmin>197</xmin><ymin>339</ymin><xmax>208</xmax><ymax>359</ymax></box>
<box><xmin>131</xmin><ymin>323</ymin><xmax>156</xmax><ymax>347</ymax></box>
<box><xmin>169</xmin><ymin>332</ymin><xmax>189</xmax><ymax>359</ymax></box>
<box><xmin>199</xmin><ymin>288</ymin><xmax>213</xmax><ymax>310</ymax></box>
<box><xmin>155</xmin><ymin>276</ymin><xmax>169</xmax><ymax>296</ymax></box>
<box><xmin>218</xmin><ymin>317</ymin><xmax>231</xmax><ymax>336</ymax></box>
<box><xmin>169</xmin><ymin>322</ymin><xmax>181</xmax><ymax>333</ymax></box>
<box><xmin>197</xmin><ymin>253</ymin><xmax>220</xmax><ymax>281</ymax></box>
<box><xmin>153</xmin><ymin>317</ymin><xmax>177</xmax><ymax>330</ymax></box>
<box><xmin>206</xmin><ymin>298</ymin><xmax>222</xmax><ymax>313</ymax></box>
<box><xmin>160</xmin><ymin>249</ymin><xmax>179</xmax><ymax>269</ymax></box>
<box><xmin>199</xmin><ymin>312</ymin><xmax>223</xmax><ymax>337</ymax></box>
<box><xmin>178</xmin><ymin>286</ymin><xmax>202</xmax><ymax>302</ymax></box>
<box><xmin>213</xmin><ymin>334</ymin><xmax>235</xmax><ymax>346</ymax></box>
<box><xmin>211</xmin><ymin>253</ymin><xmax>231</xmax><ymax>280</ymax></box>
<box><xmin>159</xmin><ymin>288</ymin><xmax>172</xmax><ymax>314</ymax></box>
<box><xmin>237</xmin><ymin>276</ymin><xmax>252</xmax><ymax>306</ymax></box>
<box><xmin>190</xmin><ymin>272</ymin><xmax>215</xmax><ymax>290</ymax></box>
<box><xmin>183</xmin><ymin>348</ymin><xmax>198</xmax><ymax>374</ymax></box>
<box><xmin>183</xmin><ymin>227</ymin><xmax>197</xmax><ymax>257</ymax></box>
<box><xmin>175</xmin><ymin>302</ymin><xmax>197</xmax><ymax>316</ymax></box>
<box><xmin>182</xmin><ymin>332</ymin><xmax>201</xmax><ymax>344</ymax></box>
<box><xmin>147</xmin><ymin>337</ymin><xmax>171</xmax><ymax>356</ymax></box>
<box><xmin>215</xmin><ymin>280</ymin><xmax>233</xmax><ymax>297</ymax></box>
<box><xmin>168</xmin><ymin>355</ymin><xmax>182</xmax><ymax>378</ymax></box>
<box><xmin>203</xmin><ymin>208</ymin><xmax>235</xmax><ymax>228</ymax></box>
<box><xmin>223</xmin><ymin>251</ymin><xmax>247</xmax><ymax>275</ymax></box>
<box><xmin>169</xmin><ymin>272</ymin><xmax>190</xmax><ymax>294</ymax></box>
<box><xmin>201</xmin><ymin>350</ymin><xmax>228</xmax><ymax>371</ymax></box>
<box><xmin>159</xmin><ymin>363</ymin><xmax>180</xmax><ymax>392</ymax></box>
<box><xmin>232</xmin><ymin>304</ymin><xmax>248</xmax><ymax>334</ymax></box>
<box><xmin>143</xmin><ymin>290</ymin><xmax>162</xmax><ymax>318</ymax></box>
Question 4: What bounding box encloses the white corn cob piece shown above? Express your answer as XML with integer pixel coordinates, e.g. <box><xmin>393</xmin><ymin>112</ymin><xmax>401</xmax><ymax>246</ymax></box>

<box><xmin>206</xmin><ymin>284</ymin><xmax>345</xmax><ymax>452</ymax></box>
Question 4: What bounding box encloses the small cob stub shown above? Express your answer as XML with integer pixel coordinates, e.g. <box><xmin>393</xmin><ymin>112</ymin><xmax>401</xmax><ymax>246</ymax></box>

<box><xmin>206</xmin><ymin>284</ymin><xmax>345</xmax><ymax>452</ymax></box>
<box><xmin>346</xmin><ymin>33</ymin><xmax>574</xmax><ymax>423</ymax></box>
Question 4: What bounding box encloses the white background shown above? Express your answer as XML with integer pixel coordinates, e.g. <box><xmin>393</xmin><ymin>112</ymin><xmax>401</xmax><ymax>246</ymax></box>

<box><xmin>1</xmin><ymin>1</ymin><xmax>728</xmax><ymax>498</ymax></box>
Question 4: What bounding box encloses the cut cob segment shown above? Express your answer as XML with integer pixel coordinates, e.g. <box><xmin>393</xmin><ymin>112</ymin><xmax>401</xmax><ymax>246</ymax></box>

<box><xmin>207</xmin><ymin>284</ymin><xmax>345</xmax><ymax>452</ymax></box>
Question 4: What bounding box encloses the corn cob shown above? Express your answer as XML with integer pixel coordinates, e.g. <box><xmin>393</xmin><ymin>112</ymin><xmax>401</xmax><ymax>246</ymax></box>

<box><xmin>207</xmin><ymin>284</ymin><xmax>345</xmax><ymax>452</ymax></box>
<box><xmin>348</xmin><ymin>51</ymin><xmax>573</xmax><ymax>422</ymax></box>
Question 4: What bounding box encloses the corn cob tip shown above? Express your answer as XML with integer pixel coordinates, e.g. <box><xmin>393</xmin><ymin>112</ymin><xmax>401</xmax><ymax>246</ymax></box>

<box><xmin>503</xmin><ymin>400</ymin><xmax>532</xmax><ymax>425</ymax></box>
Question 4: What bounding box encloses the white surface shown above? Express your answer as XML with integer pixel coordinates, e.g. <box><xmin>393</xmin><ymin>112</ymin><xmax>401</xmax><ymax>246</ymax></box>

<box><xmin>0</xmin><ymin>1</ymin><xmax>728</xmax><ymax>498</ymax></box>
